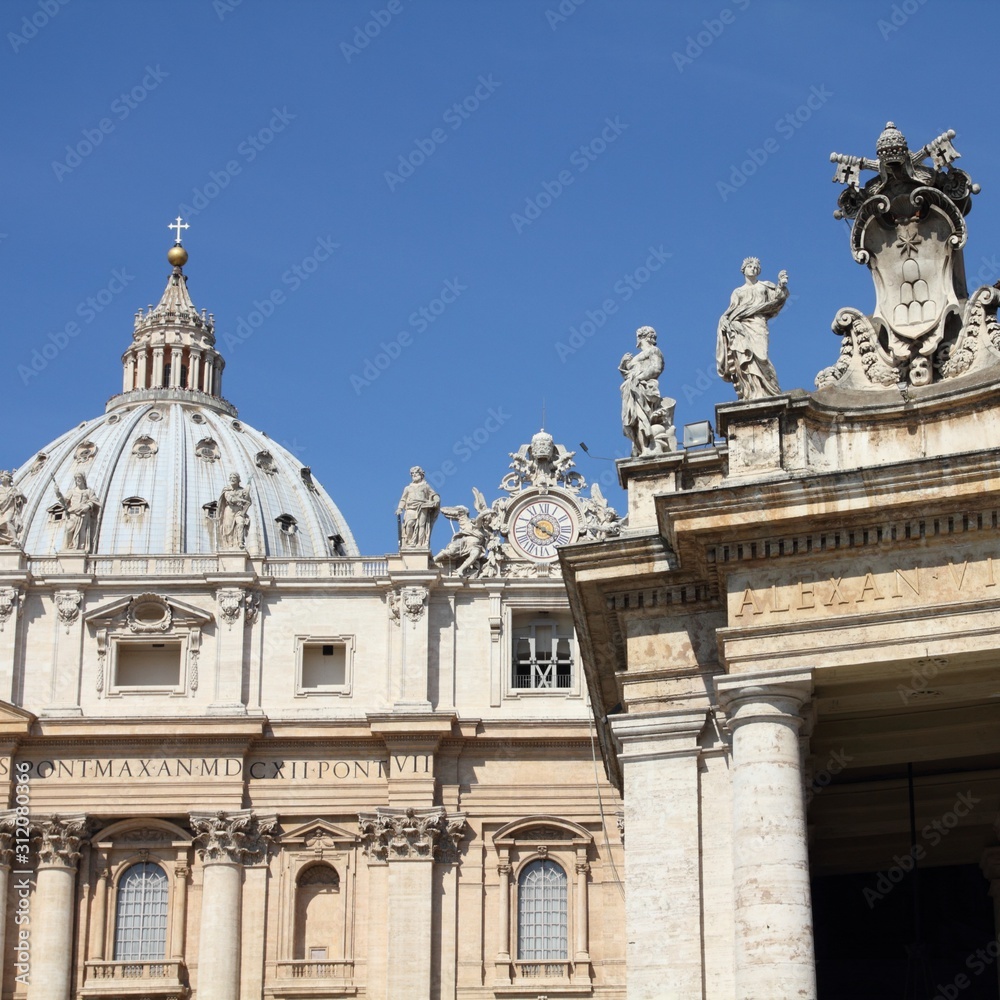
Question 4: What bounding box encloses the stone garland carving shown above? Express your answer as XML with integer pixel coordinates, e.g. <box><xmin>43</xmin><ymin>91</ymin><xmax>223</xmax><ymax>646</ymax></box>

<box><xmin>55</xmin><ymin>590</ymin><xmax>83</xmax><ymax>632</ymax></box>
<box><xmin>0</xmin><ymin>587</ymin><xmax>21</xmax><ymax>632</ymax></box>
<box><xmin>396</xmin><ymin>466</ymin><xmax>440</xmax><ymax>550</ymax></box>
<box><xmin>716</xmin><ymin>258</ymin><xmax>789</xmax><ymax>400</ymax></box>
<box><xmin>358</xmin><ymin>807</ymin><xmax>468</xmax><ymax>863</ymax></box>
<box><xmin>33</xmin><ymin>814</ymin><xmax>89</xmax><ymax>870</ymax></box>
<box><xmin>817</xmin><ymin>123</ymin><xmax>996</xmax><ymax>390</ymax></box>
<box><xmin>619</xmin><ymin>326</ymin><xmax>677</xmax><ymax>458</ymax></box>
<box><xmin>0</xmin><ymin>471</ymin><xmax>26</xmax><ymax>548</ymax></box>
<box><xmin>53</xmin><ymin>473</ymin><xmax>100</xmax><ymax>551</ymax></box>
<box><xmin>190</xmin><ymin>811</ymin><xmax>277</xmax><ymax>865</ymax></box>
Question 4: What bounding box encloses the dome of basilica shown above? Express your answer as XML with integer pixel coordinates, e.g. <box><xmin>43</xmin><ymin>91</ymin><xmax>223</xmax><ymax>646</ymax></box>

<box><xmin>9</xmin><ymin>239</ymin><xmax>358</xmax><ymax>559</ymax></box>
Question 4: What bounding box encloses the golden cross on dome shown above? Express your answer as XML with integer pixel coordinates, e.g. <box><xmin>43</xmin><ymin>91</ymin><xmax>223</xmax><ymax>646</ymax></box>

<box><xmin>168</xmin><ymin>216</ymin><xmax>190</xmax><ymax>244</ymax></box>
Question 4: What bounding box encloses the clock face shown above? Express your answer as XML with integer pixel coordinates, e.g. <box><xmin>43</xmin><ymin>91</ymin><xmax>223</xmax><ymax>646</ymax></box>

<box><xmin>509</xmin><ymin>496</ymin><xmax>578</xmax><ymax>561</ymax></box>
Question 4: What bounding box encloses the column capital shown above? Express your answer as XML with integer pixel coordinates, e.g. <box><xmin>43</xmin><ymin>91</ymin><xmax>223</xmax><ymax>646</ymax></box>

<box><xmin>0</xmin><ymin>809</ymin><xmax>17</xmax><ymax>868</ymax></box>
<box><xmin>33</xmin><ymin>813</ymin><xmax>89</xmax><ymax>871</ymax></box>
<box><xmin>190</xmin><ymin>810</ymin><xmax>277</xmax><ymax>865</ymax></box>
<box><xmin>715</xmin><ymin>667</ymin><xmax>814</xmax><ymax>729</ymax></box>
<box><xmin>358</xmin><ymin>806</ymin><xmax>468</xmax><ymax>863</ymax></box>
<box><xmin>609</xmin><ymin>709</ymin><xmax>707</xmax><ymax>762</ymax></box>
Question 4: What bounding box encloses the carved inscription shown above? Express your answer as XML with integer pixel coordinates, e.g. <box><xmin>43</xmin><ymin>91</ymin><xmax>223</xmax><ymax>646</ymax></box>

<box><xmin>730</xmin><ymin>555</ymin><xmax>998</xmax><ymax>622</ymax></box>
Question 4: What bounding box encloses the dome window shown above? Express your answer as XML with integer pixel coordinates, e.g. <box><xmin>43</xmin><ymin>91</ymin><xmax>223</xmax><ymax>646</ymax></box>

<box><xmin>301</xmin><ymin>467</ymin><xmax>317</xmax><ymax>491</ymax></box>
<box><xmin>195</xmin><ymin>438</ymin><xmax>220</xmax><ymax>463</ymax></box>
<box><xmin>328</xmin><ymin>534</ymin><xmax>346</xmax><ymax>556</ymax></box>
<box><xmin>255</xmin><ymin>451</ymin><xmax>278</xmax><ymax>476</ymax></box>
<box><xmin>28</xmin><ymin>453</ymin><xmax>48</xmax><ymax>477</ymax></box>
<box><xmin>202</xmin><ymin>501</ymin><xmax>218</xmax><ymax>520</ymax></box>
<box><xmin>47</xmin><ymin>502</ymin><xmax>66</xmax><ymax>523</ymax></box>
<box><xmin>132</xmin><ymin>435</ymin><xmax>157</xmax><ymax>460</ymax></box>
<box><xmin>74</xmin><ymin>441</ymin><xmax>98</xmax><ymax>463</ymax></box>
<box><xmin>122</xmin><ymin>497</ymin><xmax>149</xmax><ymax>520</ymax></box>
<box><xmin>275</xmin><ymin>514</ymin><xmax>298</xmax><ymax>535</ymax></box>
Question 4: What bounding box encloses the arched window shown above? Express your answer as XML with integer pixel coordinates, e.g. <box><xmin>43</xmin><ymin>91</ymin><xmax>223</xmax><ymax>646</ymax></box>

<box><xmin>114</xmin><ymin>862</ymin><xmax>168</xmax><ymax>961</ymax></box>
<box><xmin>517</xmin><ymin>859</ymin><xmax>568</xmax><ymax>960</ymax></box>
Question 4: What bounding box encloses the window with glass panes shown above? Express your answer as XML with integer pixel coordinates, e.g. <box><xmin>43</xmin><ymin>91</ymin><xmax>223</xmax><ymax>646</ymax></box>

<box><xmin>512</xmin><ymin>617</ymin><xmax>573</xmax><ymax>690</ymax></box>
<box><xmin>517</xmin><ymin>859</ymin><xmax>568</xmax><ymax>959</ymax></box>
<box><xmin>114</xmin><ymin>862</ymin><xmax>169</xmax><ymax>960</ymax></box>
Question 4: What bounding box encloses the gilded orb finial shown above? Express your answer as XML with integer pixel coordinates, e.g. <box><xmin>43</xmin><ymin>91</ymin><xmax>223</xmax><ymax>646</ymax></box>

<box><xmin>167</xmin><ymin>244</ymin><xmax>188</xmax><ymax>267</ymax></box>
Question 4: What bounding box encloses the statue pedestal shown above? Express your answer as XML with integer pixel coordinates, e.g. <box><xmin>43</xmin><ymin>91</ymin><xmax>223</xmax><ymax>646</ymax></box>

<box><xmin>55</xmin><ymin>552</ymin><xmax>89</xmax><ymax>577</ymax></box>
<box><xmin>389</xmin><ymin>550</ymin><xmax>435</xmax><ymax>572</ymax></box>
<box><xmin>0</xmin><ymin>549</ymin><xmax>27</xmax><ymax>575</ymax></box>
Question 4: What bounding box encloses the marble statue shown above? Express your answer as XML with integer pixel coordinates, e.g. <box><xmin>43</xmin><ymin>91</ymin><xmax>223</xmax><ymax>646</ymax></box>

<box><xmin>434</xmin><ymin>488</ymin><xmax>498</xmax><ymax>576</ymax></box>
<box><xmin>0</xmin><ymin>472</ymin><xmax>26</xmax><ymax>547</ymax></box>
<box><xmin>217</xmin><ymin>472</ymin><xmax>252</xmax><ymax>549</ymax></box>
<box><xmin>716</xmin><ymin>258</ymin><xmax>789</xmax><ymax>400</ymax></box>
<box><xmin>396</xmin><ymin>467</ymin><xmax>439</xmax><ymax>550</ymax></box>
<box><xmin>580</xmin><ymin>483</ymin><xmax>621</xmax><ymax>542</ymax></box>
<box><xmin>619</xmin><ymin>326</ymin><xmax>677</xmax><ymax>458</ymax></box>
<box><xmin>54</xmin><ymin>473</ymin><xmax>100</xmax><ymax>551</ymax></box>
<box><xmin>817</xmin><ymin>123</ymin><xmax>992</xmax><ymax>390</ymax></box>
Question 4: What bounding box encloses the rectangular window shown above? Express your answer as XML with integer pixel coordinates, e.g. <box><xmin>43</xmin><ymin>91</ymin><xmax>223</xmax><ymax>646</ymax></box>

<box><xmin>511</xmin><ymin>615</ymin><xmax>574</xmax><ymax>691</ymax></box>
<box><xmin>115</xmin><ymin>641</ymin><xmax>183</xmax><ymax>689</ymax></box>
<box><xmin>295</xmin><ymin>635</ymin><xmax>354</xmax><ymax>696</ymax></box>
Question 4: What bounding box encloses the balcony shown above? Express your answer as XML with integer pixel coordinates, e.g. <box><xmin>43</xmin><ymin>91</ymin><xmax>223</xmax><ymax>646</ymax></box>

<box><xmin>265</xmin><ymin>960</ymin><xmax>357</xmax><ymax>998</ymax></box>
<box><xmin>493</xmin><ymin>960</ymin><xmax>593</xmax><ymax>997</ymax></box>
<box><xmin>81</xmin><ymin>960</ymin><xmax>188</xmax><ymax>998</ymax></box>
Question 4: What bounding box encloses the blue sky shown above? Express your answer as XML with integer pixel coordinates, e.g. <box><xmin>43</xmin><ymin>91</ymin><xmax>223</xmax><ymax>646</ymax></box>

<box><xmin>3</xmin><ymin>0</ymin><xmax>998</xmax><ymax>555</ymax></box>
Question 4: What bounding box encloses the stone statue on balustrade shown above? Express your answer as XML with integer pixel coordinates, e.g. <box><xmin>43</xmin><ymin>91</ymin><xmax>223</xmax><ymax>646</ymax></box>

<box><xmin>217</xmin><ymin>472</ymin><xmax>252</xmax><ymax>550</ymax></box>
<box><xmin>619</xmin><ymin>326</ymin><xmax>677</xmax><ymax>458</ymax></box>
<box><xmin>716</xmin><ymin>258</ymin><xmax>789</xmax><ymax>400</ymax></box>
<box><xmin>0</xmin><ymin>472</ymin><xmax>26</xmax><ymax>548</ymax></box>
<box><xmin>53</xmin><ymin>472</ymin><xmax>100</xmax><ymax>551</ymax></box>
<box><xmin>434</xmin><ymin>488</ymin><xmax>505</xmax><ymax>577</ymax></box>
<box><xmin>396</xmin><ymin>466</ymin><xmax>440</xmax><ymax>550</ymax></box>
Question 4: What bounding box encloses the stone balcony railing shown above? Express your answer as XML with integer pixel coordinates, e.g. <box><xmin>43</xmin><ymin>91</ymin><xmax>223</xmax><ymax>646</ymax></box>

<box><xmin>274</xmin><ymin>960</ymin><xmax>354</xmax><ymax>979</ymax></box>
<box><xmin>513</xmin><ymin>959</ymin><xmax>574</xmax><ymax>980</ymax></box>
<box><xmin>26</xmin><ymin>555</ymin><xmax>389</xmax><ymax>579</ymax></box>
<box><xmin>82</xmin><ymin>959</ymin><xmax>188</xmax><ymax>996</ymax></box>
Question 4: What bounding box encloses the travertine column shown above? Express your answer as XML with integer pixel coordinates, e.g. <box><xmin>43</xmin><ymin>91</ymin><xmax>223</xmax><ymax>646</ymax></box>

<box><xmin>189</xmin><ymin>351</ymin><xmax>202</xmax><ymax>393</ymax></box>
<box><xmin>136</xmin><ymin>349</ymin><xmax>148</xmax><ymax>388</ymax></box>
<box><xmin>980</xmin><ymin>846</ymin><xmax>1000</xmax><ymax>996</ymax></box>
<box><xmin>27</xmin><ymin>815</ymin><xmax>88</xmax><ymax>1000</ymax></box>
<box><xmin>152</xmin><ymin>346</ymin><xmax>164</xmax><ymax>386</ymax></box>
<box><xmin>122</xmin><ymin>355</ymin><xmax>135</xmax><ymax>392</ymax></box>
<box><xmin>190</xmin><ymin>811</ymin><xmax>274</xmax><ymax>1000</ymax></box>
<box><xmin>716</xmin><ymin>668</ymin><xmax>816</xmax><ymax>1000</ymax></box>
<box><xmin>609</xmin><ymin>710</ymin><xmax>706</xmax><ymax>999</ymax></box>
<box><xmin>574</xmin><ymin>854</ymin><xmax>590</xmax><ymax>975</ymax></box>
<box><xmin>359</xmin><ymin>807</ymin><xmax>467</xmax><ymax>1000</ymax></box>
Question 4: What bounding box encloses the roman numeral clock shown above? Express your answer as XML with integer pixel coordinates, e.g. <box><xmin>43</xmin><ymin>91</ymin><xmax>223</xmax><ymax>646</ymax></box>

<box><xmin>507</xmin><ymin>493</ymin><xmax>579</xmax><ymax>561</ymax></box>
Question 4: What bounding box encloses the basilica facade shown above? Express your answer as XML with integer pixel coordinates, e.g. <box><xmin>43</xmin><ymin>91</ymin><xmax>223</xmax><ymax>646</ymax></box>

<box><xmin>0</xmin><ymin>240</ymin><xmax>625</xmax><ymax>999</ymax></box>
